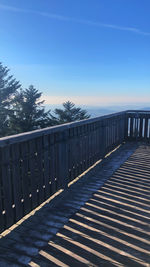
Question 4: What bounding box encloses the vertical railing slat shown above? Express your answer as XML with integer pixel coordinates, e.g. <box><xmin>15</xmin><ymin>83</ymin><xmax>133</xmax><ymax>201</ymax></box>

<box><xmin>130</xmin><ymin>116</ymin><xmax>134</xmax><ymax>139</ymax></box>
<box><xmin>139</xmin><ymin>117</ymin><xmax>143</xmax><ymax>139</ymax></box>
<box><xmin>144</xmin><ymin>116</ymin><xmax>148</xmax><ymax>139</ymax></box>
<box><xmin>20</xmin><ymin>141</ymin><xmax>31</xmax><ymax>214</ymax></box>
<box><xmin>124</xmin><ymin>113</ymin><xmax>129</xmax><ymax>140</ymax></box>
<box><xmin>49</xmin><ymin>134</ymin><xmax>56</xmax><ymax>194</ymax></box>
<box><xmin>1</xmin><ymin>146</ymin><xmax>14</xmax><ymax>228</ymax></box>
<box><xmin>11</xmin><ymin>143</ymin><xmax>23</xmax><ymax>222</ymax></box>
<box><xmin>28</xmin><ymin>139</ymin><xmax>38</xmax><ymax>209</ymax></box>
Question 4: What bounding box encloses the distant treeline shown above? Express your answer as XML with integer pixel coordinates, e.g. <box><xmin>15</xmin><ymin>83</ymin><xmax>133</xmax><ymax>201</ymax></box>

<box><xmin>0</xmin><ymin>62</ymin><xmax>90</xmax><ymax>137</ymax></box>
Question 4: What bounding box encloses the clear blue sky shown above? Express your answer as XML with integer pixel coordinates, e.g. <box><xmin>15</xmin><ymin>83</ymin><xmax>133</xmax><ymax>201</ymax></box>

<box><xmin>0</xmin><ymin>0</ymin><xmax>150</xmax><ymax>107</ymax></box>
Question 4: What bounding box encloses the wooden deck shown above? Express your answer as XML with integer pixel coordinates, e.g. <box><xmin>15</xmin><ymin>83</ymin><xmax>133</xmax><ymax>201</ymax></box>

<box><xmin>0</xmin><ymin>142</ymin><xmax>150</xmax><ymax>266</ymax></box>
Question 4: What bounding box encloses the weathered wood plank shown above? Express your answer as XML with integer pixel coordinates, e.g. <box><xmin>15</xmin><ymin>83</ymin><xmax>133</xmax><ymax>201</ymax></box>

<box><xmin>139</xmin><ymin>117</ymin><xmax>144</xmax><ymax>139</ymax></box>
<box><xmin>124</xmin><ymin>113</ymin><xmax>129</xmax><ymax>140</ymax></box>
<box><xmin>10</xmin><ymin>143</ymin><xmax>23</xmax><ymax>222</ymax></box>
<box><xmin>144</xmin><ymin>117</ymin><xmax>148</xmax><ymax>139</ymax></box>
<box><xmin>130</xmin><ymin>117</ymin><xmax>134</xmax><ymax>139</ymax></box>
<box><xmin>28</xmin><ymin>139</ymin><xmax>38</xmax><ymax>209</ymax></box>
<box><xmin>20</xmin><ymin>141</ymin><xmax>31</xmax><ymax>215</ymax></box>
<box><xmin>101</xmin><ymin>119</ymin><xmax>106</xmax><ymax>158</ymax></box>
<box><xmin>49</xmin><ymin>134</ymin><xmax>56</xmax><ymax>194</ymax></box>
<box><xmin>43</xmin><ymin>135</ymin><xmax>51</xmax><ymax>200</ymax></box>
<box><xmin>35</xmin><ymin>137</ymin><xmax>45</xmax><ymax>204</ymax></box>
<box><xmin>1</xmin><ymin>146</ymin><xmax>14</xmax><ymax>228</ymax></box>
<box><xmin>59</xmin><ymin>130</ymin><xmax>69</xmax><ymax>189</ymax></box>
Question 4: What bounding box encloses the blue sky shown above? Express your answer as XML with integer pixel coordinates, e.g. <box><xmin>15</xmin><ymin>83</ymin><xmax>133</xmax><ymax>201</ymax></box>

<box><xmin>0</xmin><ymin>0</ymin><xmax>150</xmax><ymax>107</ymax></box>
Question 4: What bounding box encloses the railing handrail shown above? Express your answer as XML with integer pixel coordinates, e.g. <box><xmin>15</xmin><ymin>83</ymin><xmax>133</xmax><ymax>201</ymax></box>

<box><xmin>1</xmin><ymin>110</ymin><xmax>150</xmax><ymax>146</ymax></box>
<box><xmin>0</xmin><ymin>110</ymin><xmax>126</xmax><ymax>146</ymax></box>
<box><xmin>126</xmin><ymin>110</ymin><xmax>150</xmax><ymax>113</ymax></box>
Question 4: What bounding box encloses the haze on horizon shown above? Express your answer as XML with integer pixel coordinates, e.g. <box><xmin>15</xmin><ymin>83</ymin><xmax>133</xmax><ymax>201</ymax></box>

<box><xmin>0</xmin><ymin>0</ymin><xmax>150</xmax><ymax>108</ymax></box>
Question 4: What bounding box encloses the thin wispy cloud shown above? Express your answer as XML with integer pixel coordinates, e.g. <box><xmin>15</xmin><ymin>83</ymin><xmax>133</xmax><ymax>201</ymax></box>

<box><xmin>0</xmin><ymin>4</ymin><xmax>150</xmax><ymax>36</ymax></box>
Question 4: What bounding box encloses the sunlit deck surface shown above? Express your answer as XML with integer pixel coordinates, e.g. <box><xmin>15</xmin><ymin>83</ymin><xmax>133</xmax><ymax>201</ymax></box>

<box><xmin>0</xmin><ymin>142</ymin><xmax>150</xmax><ymax>267</ymax></box>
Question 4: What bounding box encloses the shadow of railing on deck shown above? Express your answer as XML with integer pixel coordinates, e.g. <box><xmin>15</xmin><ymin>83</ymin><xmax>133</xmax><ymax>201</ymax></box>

<box><xmin>29</xmin><ymin>145</ymin><xmax>150</xmax><ymax>266</ymax></box>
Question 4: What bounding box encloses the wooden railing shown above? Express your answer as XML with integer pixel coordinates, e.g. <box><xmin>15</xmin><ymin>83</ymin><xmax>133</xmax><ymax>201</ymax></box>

<box><xmin>126</xmin><ymin>110</ymin><xmax>150</xmax><ymax>140</ymax></box>
<box><xmin>0</xmin><ymin>110</ymin><xmax>149</xmax><ymax>233</ymax></box>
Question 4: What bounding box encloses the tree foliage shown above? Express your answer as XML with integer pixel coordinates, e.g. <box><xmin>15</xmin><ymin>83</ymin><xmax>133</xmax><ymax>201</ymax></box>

<box><xmin>0</xmin><ymin>62</ymin><xmax>21</xmax><ymax>137</ymax></box>
<box><xmin>10</xmin><ymin>85</ymin><xmax>52</xmax><ymax>133</ymax></box>
<box><xmin>0</xmin><ymin>63</ymin><xmax>91</xmax><ymax>137</ymax></box>
<box><xmin>52</xmin><ymin>101</ymin><xmax>90</xmax><ymax>124</ymax></box>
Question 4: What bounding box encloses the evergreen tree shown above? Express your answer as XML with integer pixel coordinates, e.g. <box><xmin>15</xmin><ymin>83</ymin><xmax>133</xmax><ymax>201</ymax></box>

<box><xmin>0</xmin><ymin>62</ymin><xmax>21</xmax><ymax>137</ymax></box>
<box><xmin>10</xmin><ymin>85</ymin><xmax>53</xmax><ymax>133</ymax></box>
<box><xmin>52</xmin><ymin>101</ymin><xmax>90</xmax><ymax>124</ymax></box>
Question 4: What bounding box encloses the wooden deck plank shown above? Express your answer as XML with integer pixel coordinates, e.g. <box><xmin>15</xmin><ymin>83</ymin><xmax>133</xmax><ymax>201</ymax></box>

<box><xmin>0</xmin><ymin>143</ymin><xmax>150</xmax><ymax>267</ymax></box>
